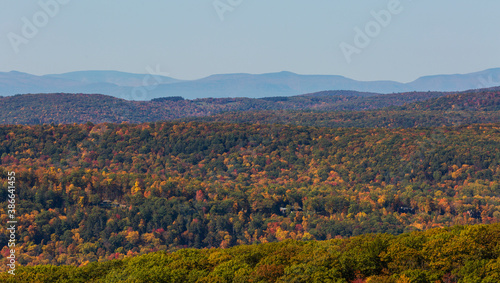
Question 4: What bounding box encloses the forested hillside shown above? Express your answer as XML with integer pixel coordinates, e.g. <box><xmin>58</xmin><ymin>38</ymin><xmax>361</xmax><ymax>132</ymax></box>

<box><xmin>188</xmin><ymin>89</ymin><xmax>500</xmax><ymax>128</ymax></box>
<box><xmin>1</xmin><ymin>122</ymin><xmax>500</xmax><ymax>269</ymax></box>
<box><xmin>2</xmin><ymin>223</ymin><xmax>500</xmax><ymax>282</ymax></box>
<box><xmin>1</xmin><ymin>89</ymin><xmax>499</xmax><ymax>127</ymax></box>
<box><xmin>188</xmin><ymin>109</ymin><xmax>500</xmax><ymax>128</ymax></box>
<box><xmin>0</xmin><ymin>90</ymin><xmax>419</xmax><ymax>125</ymax></box>
<box><xmin>397</xmin><ymin>89</ymin><xmax>500</xmax><ymax>111</ymax></box>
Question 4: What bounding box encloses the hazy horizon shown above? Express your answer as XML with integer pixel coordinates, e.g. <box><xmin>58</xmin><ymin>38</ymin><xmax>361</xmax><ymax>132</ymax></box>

<box><xmin>2</xmin><ymin>1</ymin><xmax>500</xmax><ymax>83</ymax></box>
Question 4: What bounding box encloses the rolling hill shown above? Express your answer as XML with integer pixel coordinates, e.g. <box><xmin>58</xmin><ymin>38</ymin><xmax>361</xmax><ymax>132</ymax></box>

<box><xmin>1</xmin><ymin>88</ymin><xmax>500</xmax><ymax>127</ymax></box>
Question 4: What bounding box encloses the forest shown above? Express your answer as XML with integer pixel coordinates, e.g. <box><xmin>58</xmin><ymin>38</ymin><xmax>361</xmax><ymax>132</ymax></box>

<box><xmin>1</xmin><ymin>88</ymin><xmax>499</xmax><ymax>126</ymax></box>
<box><xmin>187</xmin><ymin>89</ymin><xmax>500</xmax><ymax>128</ymax></box>
<box><xmin>1</xmin><ymin>87</ymin><xmax>500</xmax><ymax>280</ymax></box>
<box><xmin>1</xmin><ymin>121</ymin><xmax>500</xmax><ymax>272</ymax></box>
<box><xmin>1</xmin><ymin>223</ymin><xmax>500</xmax><ymax>282</ymax></box>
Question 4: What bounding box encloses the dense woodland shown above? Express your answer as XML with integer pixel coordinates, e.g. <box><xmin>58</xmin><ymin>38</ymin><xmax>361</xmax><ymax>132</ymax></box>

<box><xmin>2</xmin><ymin>223</ymin><xmax>500</xmax><ymax>282</ymax></box>
<box><xmin>0</xmin><ymin>121</ymin><xmax>500</xmax><ymax>272</ymax></box>
<box><xmin>187</xmin><ymin>109</ymin><xmax>500</xmax><ymax>129</ymax></box>
<box><xmin>1</xmin><ymin>88</ymin><xmax>500</xmax><ymax>280</ymax></box>
<box><xmin>188</xmin><ymin>89</ymin><xmax>500</xmax><ymax>128</ymax></box>
<box><xmin>1</xmin><ymin>88</ymin><xmax>499</xmax><ymax>126</ymax></box>
<box><xmin>0</xmin><ymin>88</ymin><xmax>500</xmax><ymax>128</ymax></box>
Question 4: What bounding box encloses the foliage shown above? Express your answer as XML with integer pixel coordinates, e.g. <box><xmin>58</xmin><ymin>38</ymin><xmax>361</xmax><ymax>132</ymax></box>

<box><xmin>2</xmin><ymin>223</ymin><xmax>500</xmax><ymax>282</ymax></box>
<box><xmin>0</xmin><ymin>122</ymin><xmax>500</xmax><ymax>269</ymax></box>
<box><xmin>2</xmin><ymin>89</ymin><xmax>499</xmax><ymax>126</ymax></box>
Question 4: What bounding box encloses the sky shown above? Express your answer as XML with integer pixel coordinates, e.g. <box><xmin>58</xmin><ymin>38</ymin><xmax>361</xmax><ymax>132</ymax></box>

<box><xmin>1</xmin><ymin>0</ymin><xmax>499</xmax><ymax>83</ymax></box>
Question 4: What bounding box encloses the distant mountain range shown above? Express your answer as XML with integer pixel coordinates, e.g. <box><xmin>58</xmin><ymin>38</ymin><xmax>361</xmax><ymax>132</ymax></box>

<box><xmin>1</xmin><ymin>69</ymin><xmax>500</xmax><ymax>100</ymax></box>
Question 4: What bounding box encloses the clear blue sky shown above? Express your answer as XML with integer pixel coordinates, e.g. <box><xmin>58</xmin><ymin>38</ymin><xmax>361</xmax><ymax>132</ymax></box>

<box><xmin>1</xmin><ymin>0</ymin><xmax>499</xmax><ymax>82</ymax></box>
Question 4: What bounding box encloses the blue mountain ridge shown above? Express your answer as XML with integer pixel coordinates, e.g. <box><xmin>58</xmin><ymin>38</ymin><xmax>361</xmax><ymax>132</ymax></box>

<box><xmin>1</xmin><ymin>68</ymin><xmax>499</xmax><ymax>100</ymax></box>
